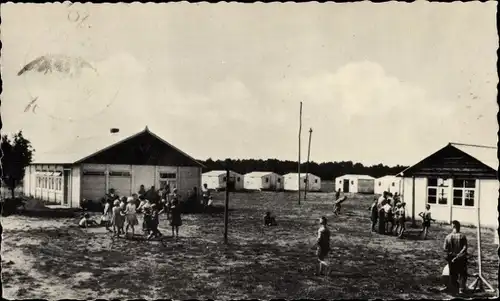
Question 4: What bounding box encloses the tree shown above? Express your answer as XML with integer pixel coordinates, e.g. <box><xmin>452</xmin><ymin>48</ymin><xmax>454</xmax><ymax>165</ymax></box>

<box><xmin>1</xmin><ymin>131</ymin><xmax>34</xmax><ymax>198</ymax></box>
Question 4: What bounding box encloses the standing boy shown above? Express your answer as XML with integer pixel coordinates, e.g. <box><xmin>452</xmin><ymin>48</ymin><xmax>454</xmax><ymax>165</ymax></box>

<box><xmin>419</xmin><ymin>204</ymin><xmax>435</xmax><ymax>240</ymax></box>
<box><xmin>315</xmin><ymin>216</ymin><xmax>331</xmax><ymax>276</ymax></box>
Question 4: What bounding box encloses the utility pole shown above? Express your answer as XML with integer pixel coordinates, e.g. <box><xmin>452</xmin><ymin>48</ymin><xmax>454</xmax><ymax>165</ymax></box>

<box><xmin>298</xmin><ymin>102</ymin><xmax>303</xmax><ymax>205</ymax></box>
<box><xmin>224</xmin><ymin>167</ymin><xmax>230</xmax><ymax>244</ymax></box>
<box><xmin>304</xmin><ymin>128</ymin><xmax>313</xmax><ymax>202</ymax></box>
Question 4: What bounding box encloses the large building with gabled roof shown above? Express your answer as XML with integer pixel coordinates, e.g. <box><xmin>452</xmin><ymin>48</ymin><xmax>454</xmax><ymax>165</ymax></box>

<box><xmin>23</xmin><ymin>126</ymin><xmax>205</xmax><ymax>207</ymax></box>
<box><xmin>397</xmin><ymin>142</ymin><xmax>498</xmax><ymax>228</ymax></box>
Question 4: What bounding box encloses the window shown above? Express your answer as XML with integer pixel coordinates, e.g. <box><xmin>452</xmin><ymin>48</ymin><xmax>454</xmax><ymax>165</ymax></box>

<box><xmin>351</xmin><ymin>181</ymin><xmax>354</xmax><ymax>185</ymax></box>
<box><xmin>378</xmin><ymin>181</ymin><xmax>382</xmax><ymax>186</ymax></box>
<box><xmin>427</xmin><ymin>178</ymin><xmax>448</xmax><ymax>205</ymax></box>
<box><xmin>304</xmin><ymin>179</ymin><xmax>307</xmax><ymax>183</ymax></box>
<box><xmin>391</xmin><ymin>182</ymin><xmax>395</xmax><ymax>187</ymax></box>
<box><xmin>277</xmin><ymin>178</ymin><xmax>281</xmax><ymax>183</ymax></box>
<box><xmin>315</xmin><ymin>179</ymin><xmax>318</xmax><ymax>183</ymax></box>
<box><xmin>265</xmin><ymin>177</ymin><xmax>269</xmax><ymax>183</ymax></box>
<box><xmin>339</xmin><ymin>181</ymin><xmax>342</xmax><ymax>184</ymax></box>
<box><xmin>237</xmin><ymin>177</ymin><xmax>241</xmax><ymax>182</ymax></box>
<box><xmin>109</xmin><ymin>171</ymin><xmax>131</xmax><ymax>177</ymax></box>
<box><xmin>223</xmin><ymin>177</ymin><xmax>227</xmax><ymax>182</ymax></box>
<box><xmin>83</xmin><ymin>171</ymin><xmax>106</xmax><ymax>176</ymax></box>
<box><xmin>452</xmin><ymin>179</ymin><xmax>476</xmax><ymax>207</ymax></box>
<box><xmin>159</xmin><ymin>173</ymin><xmax>176</xmax><ymax>179</ymax></box>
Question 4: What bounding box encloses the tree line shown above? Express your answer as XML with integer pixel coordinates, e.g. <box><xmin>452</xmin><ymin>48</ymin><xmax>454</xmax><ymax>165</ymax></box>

<box><xmin>199</xmin><ymin>158</ymin><xmax>408</xmax><ymax>181</ymax></box>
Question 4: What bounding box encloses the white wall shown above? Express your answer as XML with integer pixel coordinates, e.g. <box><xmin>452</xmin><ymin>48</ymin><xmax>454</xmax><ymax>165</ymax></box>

<box><xmin>71</xmin><ymin>165</ymin><xmax>81</xmax><ymax>208</ymax></box>
<box><xmin>477</xmin><ymin>179</ymin><xmax>498</xmax><ymax>228</ymax></box>
<box><xmin>375</xmin><ymin>177</ymin><xmax>402</xmax><ymax>195</ymax></box>
<box><xmin>284</xmin><ymin>174</ymin><xmax>321</xmax><ymax>191</ymax></box>
<box><xmin>244</xmin><ymin>175</ymin><xmax>264</xmax><ymax>190</ymax></box>
<box><xmin>402</xmin><ymin>177</ymin><xmax>498</xmax><ymax>229</ymax></box>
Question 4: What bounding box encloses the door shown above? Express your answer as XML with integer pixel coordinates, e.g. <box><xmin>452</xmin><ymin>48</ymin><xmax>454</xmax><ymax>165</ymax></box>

<box><xmin>109</xmin><ymin>171</ymin><xmax>132</xmax><ymax>197</ymax></box>
<box><xmin>63</xmin><ymin>169</ymin><xmax>71</xmax><ymax>206</ymax></box>
<box><xmin>343</xmin><ymin>179</ymin><xmax>350</xmax><ymax>192</ymax></box>
<box><xmin>82</xmin><ymin>170</ymin><xmax>106</xmax><ymax>201</ymax></box>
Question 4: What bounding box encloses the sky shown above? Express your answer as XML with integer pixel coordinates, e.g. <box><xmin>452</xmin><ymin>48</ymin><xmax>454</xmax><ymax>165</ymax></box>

<box><xmin>1</xmin><ymin>2</ymin><xmax>498</xmax><ymax>166</ymax></box>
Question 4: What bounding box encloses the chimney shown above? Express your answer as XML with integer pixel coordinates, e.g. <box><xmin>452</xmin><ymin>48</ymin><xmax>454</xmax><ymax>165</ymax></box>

<box><xmin>110</xmin><ymin>128</ymin><xmax>119</xmax><ymax>134</ymax></box>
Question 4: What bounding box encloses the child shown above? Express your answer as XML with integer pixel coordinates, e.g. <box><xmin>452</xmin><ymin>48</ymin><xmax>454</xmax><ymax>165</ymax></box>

<box><xmin>170</xmin><ymin>196</ymin><xmax>182</xmax><ymax>240</ymax></box>
<box><xmin>79</xmin><ymin>213</ymin><xmax>99</xmax><ymax>228</ymax></box>
<box><xmin>377</xmin><ymin>201</ymin><xmax>386</xmax><ymax>235</ymax></box>
<box><xmin>147</xmin><ymin>204</ymin><xmax>164</xmax><ymax>240</ymax></box>
<box><xmin>138</xmin><ymin>197</ymin><xmax>152</xmax><ymax>234</ymax></box>
<box><xmin>264</xmin><ymin>211</ymin><xmax>277</xmax><ymax>226</ymax></box>
<box><xmin>419</xmin><ymin>204</ymin><xmax>435</xmax><ymax>239</ymax></box>
<box><xmin>396</xmin><ymin>203</ymin><xmax>408</xmax><ymax>238</ymax></box>
<box><xmin>333</xmin><ymin>196</ymin><xmax>347</xmax><ymax>216</ymax></box>
<box><xmin>369</xmin><ymin>198</ymin><xmax>378</xmax><ymax>232</ymax></box>
<box><xmin>383</xmin><ymin>201</ymin><xmax>394</xmax><ymax>235</ymax></box>
<box><xmin>111</xmin><ymin>200</ymin><xmax>125</xmax><ymax>236</ymax></box>
<box><xmin>101</xmin><ymin>199</ymin><xmax>112</xmax><ymax>231</ymax></box>
<box><xmin>124</xmin><ymin>196</ymin><xmax>139</xmax><ymax>237</ymax></box>
<box><xmin>314</xmin><ymin>216</ymin><xmax>331</xmax><ymax>276</ymax></box>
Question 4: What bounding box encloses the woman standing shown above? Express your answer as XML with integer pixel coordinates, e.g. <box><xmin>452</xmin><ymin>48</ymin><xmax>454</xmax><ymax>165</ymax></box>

<box><xmin>124</xmin><ymin>196</ymin><xmax>139</xmax><ymax>237</ymax></box>
<box><xmin>170</xmin><ymin>189</ymin><xmax>182</xmax><ymax>240</ymax></box>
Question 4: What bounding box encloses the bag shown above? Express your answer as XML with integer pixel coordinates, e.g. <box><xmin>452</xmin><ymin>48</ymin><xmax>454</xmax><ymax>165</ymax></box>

<box><xmin>442</xmin><ymin>264</ymin><xmax>449</xmax><ymax>276</ymax></box>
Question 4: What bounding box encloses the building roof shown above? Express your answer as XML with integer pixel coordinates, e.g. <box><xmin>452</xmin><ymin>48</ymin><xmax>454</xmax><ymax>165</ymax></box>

<box><xmin>244</xmin><ymin>171</ymin><xmax>281</xmax><ymax>177</ymax></box>
<box><xmin>449</xmin><ymin>143</ymin><xmax>498</xmax><ymax>170</ymax></box>
<box><xmin>202</xmin><ymin>170</ymin><xmax>242</xmax><ymax>177</ymax></box>
<box><xmin>336</xmin><ymin>174</ymin><xmax>375</xmax><ymax>180</ymax></box>
<box><xmin>398</xmin><ymin>142</ymin><xmax>497</xmax><ymax>177</ymax></box>
<box><xmin>32</xmin><ymin>126</ymin><xmax>204</xmax><ymax>167</ymax></box>
<box><xmin>284</xmin><ymin>172</ymin><xmax>320</xmax><ymax>178</ymax></box>
<box><xmin>376</xmin><ymin>175</ymin><xmax>399</xmax><ymax>180</ymax></box>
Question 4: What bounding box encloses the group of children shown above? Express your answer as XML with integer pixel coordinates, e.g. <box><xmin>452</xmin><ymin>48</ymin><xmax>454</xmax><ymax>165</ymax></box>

<box><xmin>369</xmin><ymin>191</ymin><xmax>435</xmax><ymax>239</ymax></box>
<box><xmin>80</xmin><ymin>186</ymin><xmax>185</xmax><ymax>240</ymax></box>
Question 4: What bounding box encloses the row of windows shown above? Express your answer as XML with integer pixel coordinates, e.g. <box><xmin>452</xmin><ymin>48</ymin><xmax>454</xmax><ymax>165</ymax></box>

<box><xmin>36</xmin><ymin>175</ymin><xmax>62</xmax><ymax>191</ymax></box>
<box><xmin>427</xmin><ymin>178</ymin><xmax>476</xmax><ymax>207</ymax></box>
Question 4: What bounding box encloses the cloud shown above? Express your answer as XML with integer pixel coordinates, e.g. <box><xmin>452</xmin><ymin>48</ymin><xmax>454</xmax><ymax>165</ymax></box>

<box><xmin>265</xmin><ymin>61</ymin><xmax>466</xmax><ymax>165</ymax></box>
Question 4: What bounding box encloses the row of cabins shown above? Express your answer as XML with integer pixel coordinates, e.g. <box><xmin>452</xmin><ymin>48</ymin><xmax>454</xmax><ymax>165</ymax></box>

<box><xmin>202</xmin><ymin>171</ymin><xmax>322</xmax><ymax>192</ymax></box>
<box><xmin>22</xmin><ymin>127</ymin><xmax>498</xmax><ymax>228</ymax></box>
<box><xmin>334</xmin><ymin>174</ymin><xmax>402</xmax><ymax>195</ymax></box>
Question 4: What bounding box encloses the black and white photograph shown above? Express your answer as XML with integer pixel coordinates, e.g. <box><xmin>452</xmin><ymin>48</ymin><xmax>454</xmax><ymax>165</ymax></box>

<box><xmin>1</xmin><ymin>2</ymin><xmax>498</xmax><ymax>299</ymax></box>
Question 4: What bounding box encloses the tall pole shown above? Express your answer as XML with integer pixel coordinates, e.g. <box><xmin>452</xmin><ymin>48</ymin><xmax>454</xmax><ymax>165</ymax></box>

<box><xmin>298</xmin><ymin>102</ymin><xmax>302</xmax><ymax>205</ymax></box>
<box><xmin>411</xmin><ymin>176</ymin><xmax>416</xmax><ymax>227</ymax></box>
<box><xmin>224</xmin><ymin>169</ymin><xmax>230</xmax><ymax>244</ymax></box>
<box><xmin>304</xmin><ymin>128</ymin><xmax>313</xmax><ymax>202</ymax></box>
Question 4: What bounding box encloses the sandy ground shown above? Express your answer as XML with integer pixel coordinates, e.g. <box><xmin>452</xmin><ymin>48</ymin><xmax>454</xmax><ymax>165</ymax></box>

<box><xmin>1</xmin><ymin>192</ymin><xmax>498</xmax><ymax>299</ymax></box>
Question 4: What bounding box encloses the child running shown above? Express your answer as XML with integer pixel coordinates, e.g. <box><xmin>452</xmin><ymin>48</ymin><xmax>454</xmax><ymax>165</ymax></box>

<box><xmin>124</xmin><ymin>196</ymin><xmax>139</xmax><ymax>237</ymax></box>
<box><xmin>419</xmin><ymin>204</ymin><xmax>435</xmax><ymax>239</ymax></box>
